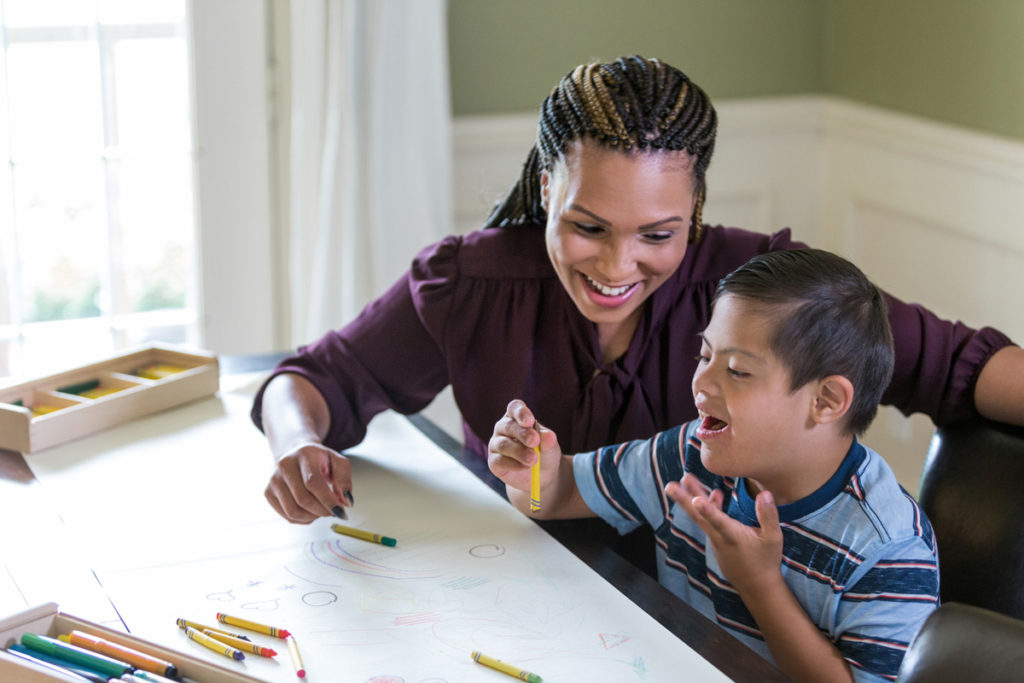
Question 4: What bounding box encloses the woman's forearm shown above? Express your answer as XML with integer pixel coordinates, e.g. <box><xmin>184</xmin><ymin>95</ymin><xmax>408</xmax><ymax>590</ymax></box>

<box><xmin>974</xmin><ymin>345</ymin><xmax>1024</xmax><ymax>425</ymax></box>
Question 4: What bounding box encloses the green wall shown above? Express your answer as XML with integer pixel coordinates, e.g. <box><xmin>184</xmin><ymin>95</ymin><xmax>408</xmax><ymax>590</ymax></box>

<box><xmin>449</xmin><ymin>0</ymin><xmax>1024</xmax><ymax>142</ymax></box>
<box><xmin>447</xmin><ymin>0</ymin><xmax>826</xmax><ymax>114</ymax></box>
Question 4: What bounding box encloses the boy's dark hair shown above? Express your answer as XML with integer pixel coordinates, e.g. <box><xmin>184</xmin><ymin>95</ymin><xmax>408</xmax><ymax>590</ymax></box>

<box><xmin>713</xmin><ymin>249</ymin><xmax>894</xmax><ymax>435</ymax></box>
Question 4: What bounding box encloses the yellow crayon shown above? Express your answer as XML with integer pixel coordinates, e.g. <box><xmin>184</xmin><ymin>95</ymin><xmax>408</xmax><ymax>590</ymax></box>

<box><xmin>471</xmin><ymin>650</ymin><xmax>543</xmax><ymax>682</ymax></box>
<box><xmin>183</xmin><ymin>626</ymin><xmax>244</xmax><ymax>661</ymax></box>
<box><xmin>330</xmin><ymin>523</ymin><xmax>397</xmax><ymax>547</ymax></box>
<box><xmin>176</xmin><ymin>618</ymin><xmax>251</xmax><ymax>641</ymax></box>
<box><xmin>79</xmin><ymin>386</ymin><xmax>124</xmax><ymax>399</ymax></box>
<box><xmin>530</xmin><ymin>446</ymin><xmax>541</xmax><ymax>513</ymax></box>
<box><xmin>285</xmin><ymin>636</ymin><xmax>306</xmax><ymax>678</ymax></box>
<box><xmin>216</xmin><ymin>612</ymin><xmax>291</xmax><ymax>638</ymax></box>
<box><xmin>202</xmin><ymin>630</ymin><xmax>277</xmax><ymax>657</ymax></box>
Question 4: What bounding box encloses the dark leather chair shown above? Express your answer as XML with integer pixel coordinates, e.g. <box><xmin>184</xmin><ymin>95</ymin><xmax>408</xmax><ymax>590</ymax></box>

<box><xmin>918</xmin><ymin>419</ymin><xmax>1024</xmax><ymax>619</ymax></box>
<box><xmin>896</xmin><ymin>602</ymin><xmax>1024</xmax><ymax>682</ymax></box>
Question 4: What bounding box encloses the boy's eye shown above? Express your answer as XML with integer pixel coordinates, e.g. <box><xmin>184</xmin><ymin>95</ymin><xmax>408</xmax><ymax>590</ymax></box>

<box><xmin>727</xmin><ymin>368</ymin><xmax>750</xmax><ymax>378</ymax></box>
<box><xmin>694</xmin><ymin>354</ymin><xmax>709</xmax><ymax>364</ymax></box>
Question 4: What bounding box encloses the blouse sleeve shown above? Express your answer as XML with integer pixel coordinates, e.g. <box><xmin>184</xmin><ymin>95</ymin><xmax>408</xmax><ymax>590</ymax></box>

<box><xmin>250</xmin><ymin>237</ymin><xmax>459</xmax><ymax>450</ymax></box>
<box><xmin>882</xmin><ymin>292</ymin><xmax>1015</xmax><ymax>425</ymax></box>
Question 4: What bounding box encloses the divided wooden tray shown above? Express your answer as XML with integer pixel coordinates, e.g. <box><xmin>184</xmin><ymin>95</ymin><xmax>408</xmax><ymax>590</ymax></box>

<box><xmin>0</xmin><ymin>344</ymin><xmax>219</xmax><ymax>454</ymax></box>
<box><xmin>0</xmin><ymin>603</ymin><xmax>262</xmax><ymax>682</ymax></box>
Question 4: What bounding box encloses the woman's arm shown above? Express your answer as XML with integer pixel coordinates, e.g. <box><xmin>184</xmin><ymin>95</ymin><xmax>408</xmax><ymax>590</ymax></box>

<box><xmin>260</xmin><ymin>373</ymin><xmax>354</xmax><ymax>523</ymax></box>
<box><xmin>975</xmin><ymin>345</ymin><xmax>1024</xmax><ymax>424</ymax></box>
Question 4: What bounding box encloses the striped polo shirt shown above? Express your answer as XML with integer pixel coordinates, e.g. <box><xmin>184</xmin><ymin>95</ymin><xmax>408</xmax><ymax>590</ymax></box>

<box><xmin>574</xmin><ymin>420</ymin><xmax>939</xmax><ymax>682</ymax></box>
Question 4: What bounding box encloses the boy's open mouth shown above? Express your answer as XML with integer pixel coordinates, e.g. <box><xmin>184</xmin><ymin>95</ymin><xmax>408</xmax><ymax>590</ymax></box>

<box><xmin>699</xmin><ymin>411</ymin><xmax>729</xmax><ymax>433</ymax></box>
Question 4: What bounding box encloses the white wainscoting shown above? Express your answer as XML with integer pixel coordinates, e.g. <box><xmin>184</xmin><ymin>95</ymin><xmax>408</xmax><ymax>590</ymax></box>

<box><xmin>444</xmin><ymin>98</ymin><xmax>1024</xmax><ymax>493</ymax></box>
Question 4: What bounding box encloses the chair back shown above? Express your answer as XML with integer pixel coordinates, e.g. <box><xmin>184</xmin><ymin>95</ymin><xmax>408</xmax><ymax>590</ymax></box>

<box><xmin>896</xmin><ymin>602</ymin><xmax>1024</xmax><ymax>682</ymax></box>
<box><xmin>920</xmin><ymin>419</ymin><xmax>1024</xmax><ymax>619</ymax></box>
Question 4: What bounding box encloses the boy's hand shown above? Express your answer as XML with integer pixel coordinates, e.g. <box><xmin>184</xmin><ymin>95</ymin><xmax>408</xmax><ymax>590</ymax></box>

<box><xmin>488</xmin><ymin>399</ymin><xmax>562</xmax><ymax>492</ymax></box>
<box><xmin>666</xmin><ymin>473</ymin><xmax>784</xmax><ymax>595</ymax></box>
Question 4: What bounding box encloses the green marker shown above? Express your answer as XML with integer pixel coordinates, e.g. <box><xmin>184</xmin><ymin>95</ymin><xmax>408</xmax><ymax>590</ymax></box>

<box><xmin>56</xmin><ymin>379</ymin><xmax>101</xmax><ymax>395</ymax></box>
<box><xmin>21</xmin><ymin>632</ymin><xmax>132</xmax><ymax>679</ymax></box>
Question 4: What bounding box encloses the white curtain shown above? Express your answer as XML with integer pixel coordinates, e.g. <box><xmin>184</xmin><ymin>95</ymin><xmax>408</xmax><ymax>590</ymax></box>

<box><xmin>285</xmin><ymin>0</ymin><xmax>452</xmax><ymax>347</ymax></box>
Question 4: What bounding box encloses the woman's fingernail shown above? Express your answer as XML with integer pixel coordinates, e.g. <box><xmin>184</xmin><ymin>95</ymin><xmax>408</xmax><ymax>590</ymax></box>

<box><xmin>332</xmin><ymin>505</ymin><xmax>348</xmax><ymax>520</ymax></box>
<box><xmin>344</xmin><ymin>490</ymin><xmax>354</xmax><ymax>505</ymax></box>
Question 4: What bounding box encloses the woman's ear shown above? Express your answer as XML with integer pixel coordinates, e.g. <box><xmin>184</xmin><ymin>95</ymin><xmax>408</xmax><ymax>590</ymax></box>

<box><xmin>540</xmin><ymin>169</ymin><xmax>550</xmax><ymax>211</ymax></box>
<box><xmin>811</xmin><ymin>375</ymin><xmax>854</xmax><ymax>426</ymax></box>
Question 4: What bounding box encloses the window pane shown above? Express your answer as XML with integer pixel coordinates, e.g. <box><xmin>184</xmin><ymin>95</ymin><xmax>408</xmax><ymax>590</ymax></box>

<box><xmin>7</xmin><ymin>42</ymin><xmax>104</xmax><ymax>160</ymax></box>
<box><xmin>99</xmin><ymin>0</ymin><xmax>185</xmax><ymax>25</ymax></box>
<box><xmin>12</xmin><ymin>162</ymin><xmax>107</xmax><ymax>323</ymax></box>
<box><xmin>115</xmin><ymin>37</ymin><xmax>191</xmax><ymax>151</ymax></box>
<box><xmin>110</xmin><ymin>154</ymin><xmax>195</xmax><ymax>314</ymax></box>
<box><xmin>2</xmin><ymin>0</ymin><xmax>97</xmax><ymax>28</ymax></box>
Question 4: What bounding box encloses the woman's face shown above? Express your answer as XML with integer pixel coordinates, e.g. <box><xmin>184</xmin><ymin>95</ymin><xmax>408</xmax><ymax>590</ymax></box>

<box><xmin>542</xmin><ymin>138</ymin><xmax>697</xmax><ymax>330</ymax></box>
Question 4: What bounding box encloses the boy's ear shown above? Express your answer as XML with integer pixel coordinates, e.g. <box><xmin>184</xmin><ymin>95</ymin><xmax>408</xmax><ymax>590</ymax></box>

<box><xmin>811</xmin><ymin>375</ymin><xmax>854</xmax><ymax>426</ymax></box>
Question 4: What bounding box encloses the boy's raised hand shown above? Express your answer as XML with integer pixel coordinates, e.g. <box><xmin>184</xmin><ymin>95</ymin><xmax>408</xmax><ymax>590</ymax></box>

<box><xmin>666</xmin><ymin>473</ymin><xmax>784</xmax><ymax>596</ymax></box>
<box><xmin>488</xmin><ymin>399</ymin><xmax>562</xmax><ymax>494</ymax></box>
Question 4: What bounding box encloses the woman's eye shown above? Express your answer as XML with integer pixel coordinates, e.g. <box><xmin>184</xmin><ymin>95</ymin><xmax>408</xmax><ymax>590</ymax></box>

<box><xmin>642</xmin><ymin>231</ymin><xmax>673</xmax><ymax>243</ymax></box>
<box><xmin>573</xmin><ymin>222</ymin><xmax>604</xmax><ymax>236</ymax></box>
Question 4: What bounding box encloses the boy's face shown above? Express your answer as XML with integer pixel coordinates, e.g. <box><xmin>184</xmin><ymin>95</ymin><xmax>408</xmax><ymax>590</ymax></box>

<box><xmin>691</xmin><ymin>294</ymin><xmax>820</xmax><ymax>488</ymax></box>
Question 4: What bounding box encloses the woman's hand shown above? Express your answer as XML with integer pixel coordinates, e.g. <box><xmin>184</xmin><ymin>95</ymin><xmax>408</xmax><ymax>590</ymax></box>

<box><xmin>265</xmin><ymin>441</ymin><xmax>352</xmax><ymax>524</ymax></box>
<box><xmin>488</xmin><ymin>399</ymin><xmax>561</xmax><ymax>492</ymax></box>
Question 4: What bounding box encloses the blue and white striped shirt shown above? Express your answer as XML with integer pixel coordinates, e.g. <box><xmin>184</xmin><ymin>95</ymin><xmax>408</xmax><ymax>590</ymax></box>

<box><xmin>574</xmin><ymin>420</ymin><xmax>939</xmax><ymax>682</ymax></box>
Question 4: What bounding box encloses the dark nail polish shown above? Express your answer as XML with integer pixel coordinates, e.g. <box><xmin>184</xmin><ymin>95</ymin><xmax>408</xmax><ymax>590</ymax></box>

<box><xmin>344</xmin><ymin>490</ymin><xmax>354</xmax><ymax>505</ymax></box>
<box><xmin>332</xmin><ymin>505</ymin><xmax>347</xmax><ymax>520</ymax></box>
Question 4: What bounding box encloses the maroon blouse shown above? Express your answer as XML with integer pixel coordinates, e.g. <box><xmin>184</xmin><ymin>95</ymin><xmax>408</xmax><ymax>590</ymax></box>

<box><xmin>251</xmin><ymin>224</ymin><xmax>1014</xmax><ymax>457</ymax></box>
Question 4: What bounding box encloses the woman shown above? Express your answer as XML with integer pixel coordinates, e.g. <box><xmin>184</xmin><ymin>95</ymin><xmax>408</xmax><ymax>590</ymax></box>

<box><xmin>253</xmin><ymin>55</ymin><xmax>1023</xmax><ymax>524</ymax></box>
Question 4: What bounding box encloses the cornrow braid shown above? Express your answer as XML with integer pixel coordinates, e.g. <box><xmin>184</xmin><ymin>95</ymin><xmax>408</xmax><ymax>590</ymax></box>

<box><xmin>484</xmin><ymin>55</ymin><xmax>718</xmax><ymax>242</ymax></box>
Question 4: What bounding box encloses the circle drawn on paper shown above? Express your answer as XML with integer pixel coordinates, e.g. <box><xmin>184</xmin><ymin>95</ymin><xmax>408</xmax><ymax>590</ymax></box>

<box><xmin>468</xmin><ymin>544</ymin><xmax>505</xmax><ymax>558</ymax></box>
<box><xmin>302</xmin><ymin>591</ymin><xmax>338</xmax><ymax>607</ymax></box>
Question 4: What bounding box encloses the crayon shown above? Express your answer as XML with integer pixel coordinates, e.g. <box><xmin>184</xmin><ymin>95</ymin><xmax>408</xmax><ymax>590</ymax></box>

<box><xmin>285</xmin><ymin>636</ymin><xmax>305</xmax><ymax>678</ymax></box>
<box><xmin>21</xmin><ymin>632</ymin><xmax>132</xmax><ymax>679</ymax></box>
<box><xmin>471</xmin><ymin>650</ymin><xmax>543</xmax><ymax>683</ymax></box>
<box><xmin>216</xmin><ymin>612</ymin><xmax>291</xmax><ymax>638</ymax></box>
<box><xmin>330</xmin><ymin>522</ymin><xmax>397</xmax><ymax>547</ymax></box>
<box><xmin>66</xmin><ymin>630</ymin><xmax>179</xmax><ymax>678</ymax></box>
<box><xmin>56</xmin><ymin>379</ymin><xmax>101</xmax><ymax>395</ymax></box>
<box><xmin>182</xmin><ymin>626</ymin><xmax>244</xmax><ymax>661</ymax></box>
<box><xmin>176</xmin><ymin>617</ymin><xmax>252</xmax><ymax>641</ymax></box>
<box><xmin>530</xmin><ymin>445</ymin><xmax>541</xmax><ymax>513</ymax></box>
<box><xmin>31</xmin><ymin>404</ymin><xmax>62</xmax><ymax>416</ymax></box>
<box><xmin>201</xmin><ymin>629</ymin><xmax>277</xmax><ymax>657</ymax></box>
<box><xmin>4</xmin><ymin>645</ymin><xmax>104</xmax><ymax>682</ymax></box>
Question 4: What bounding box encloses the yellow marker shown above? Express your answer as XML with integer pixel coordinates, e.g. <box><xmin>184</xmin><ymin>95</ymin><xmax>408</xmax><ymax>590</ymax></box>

<box><xmin>285</xmin><ymin>636</ymin><xmax>306</xmax><ymax>678</ymax></box>
<box><xmin>183</xmin><ymin>626</ymin><xmax>244</xmax><ymax>661</ymax></box>
<box><xmin>330</xmin><ymin>523</ymin><xmax>397</xmax><ymax>547</ymax></box>
<box><xmin>471</xmin><ymin>650</ymin><xmax>543</xmax><ymax>682</ymax></box>
<box><xmin>530</xmin><ymin>446</ymin><xmax>541</xmax><ymax>513</ymax></box>
<box><xmin>216</xmin><ymin>612</ymin><xmax>291</xmax><ymax>638</ymax></box>
<box><xmin>176</xmin><ymin>618</ymin><xmax>251</xmax><ymax>641</ymax></box>
<box><xmin>134</xmin><ymin>363</ymin><xmax>187</xmax><ymax>380</ymax></box>
<box><xmin>79</xmin><ymin>386</ymin><xmax>124</xmax><ymax>399</ymax></box>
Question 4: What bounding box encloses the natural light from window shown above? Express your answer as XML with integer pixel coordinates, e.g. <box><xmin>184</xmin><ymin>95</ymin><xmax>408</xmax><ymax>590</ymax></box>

<box><xmin>0</xmin><ymin>0</ymin><xmax>198</xmax><ymax>379</ymax></box>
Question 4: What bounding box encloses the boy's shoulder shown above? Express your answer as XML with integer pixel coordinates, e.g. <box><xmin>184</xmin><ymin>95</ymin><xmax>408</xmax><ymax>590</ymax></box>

<box><xmin>824</xmin><ymin>444</ymin><xmax>936</xmax><ymax>554</ymax></box>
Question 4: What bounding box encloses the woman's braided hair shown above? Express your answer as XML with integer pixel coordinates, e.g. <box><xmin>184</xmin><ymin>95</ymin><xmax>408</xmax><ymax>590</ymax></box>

<box><xmin>484</xmin><ymin>55</ymin><xmax>717</xmax><ymax>241</ymax></box>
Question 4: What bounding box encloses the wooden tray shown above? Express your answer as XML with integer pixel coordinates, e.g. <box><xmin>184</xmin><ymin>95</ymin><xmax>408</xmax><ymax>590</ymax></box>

<box><xmin>0</xmin><ymin>344</ymin><xmax>219</xmax><ymax>454</ymax></box>
<box><xmin>0</xmin><ymin>602</ymin><xmax>263</xmax><ymax>682</ymax></box>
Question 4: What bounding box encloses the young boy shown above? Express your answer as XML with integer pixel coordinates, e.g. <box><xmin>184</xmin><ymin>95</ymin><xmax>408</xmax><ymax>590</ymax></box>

<box><xmin>489</xmin><ymin>249</ymin><xmax>939</xmax><ymax>683</ymax></box>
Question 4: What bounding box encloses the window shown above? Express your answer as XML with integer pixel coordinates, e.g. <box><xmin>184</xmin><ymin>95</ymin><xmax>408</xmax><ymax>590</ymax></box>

<box><xmin>0</xmin><ymin>0</ymin><xmax>198</xmax><ymax>377</ymax></box>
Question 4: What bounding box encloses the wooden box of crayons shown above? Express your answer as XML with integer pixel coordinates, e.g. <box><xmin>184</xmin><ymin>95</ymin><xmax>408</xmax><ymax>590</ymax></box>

<box><xmin>0</xmin><ymin>344</ymin><xmax>219</xmax><ymax>454</ymax></box>
<box><xmin>0</xmin><ymin>602</ymin><xmax>263</xmax><ymax>682</ymax></box>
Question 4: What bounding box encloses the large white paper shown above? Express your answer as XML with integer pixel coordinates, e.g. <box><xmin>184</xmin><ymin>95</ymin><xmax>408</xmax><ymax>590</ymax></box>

<box><xmin>25</xmin><ymin>375</ymin><xmax>729</xmax><ymax>682</ymax></box>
